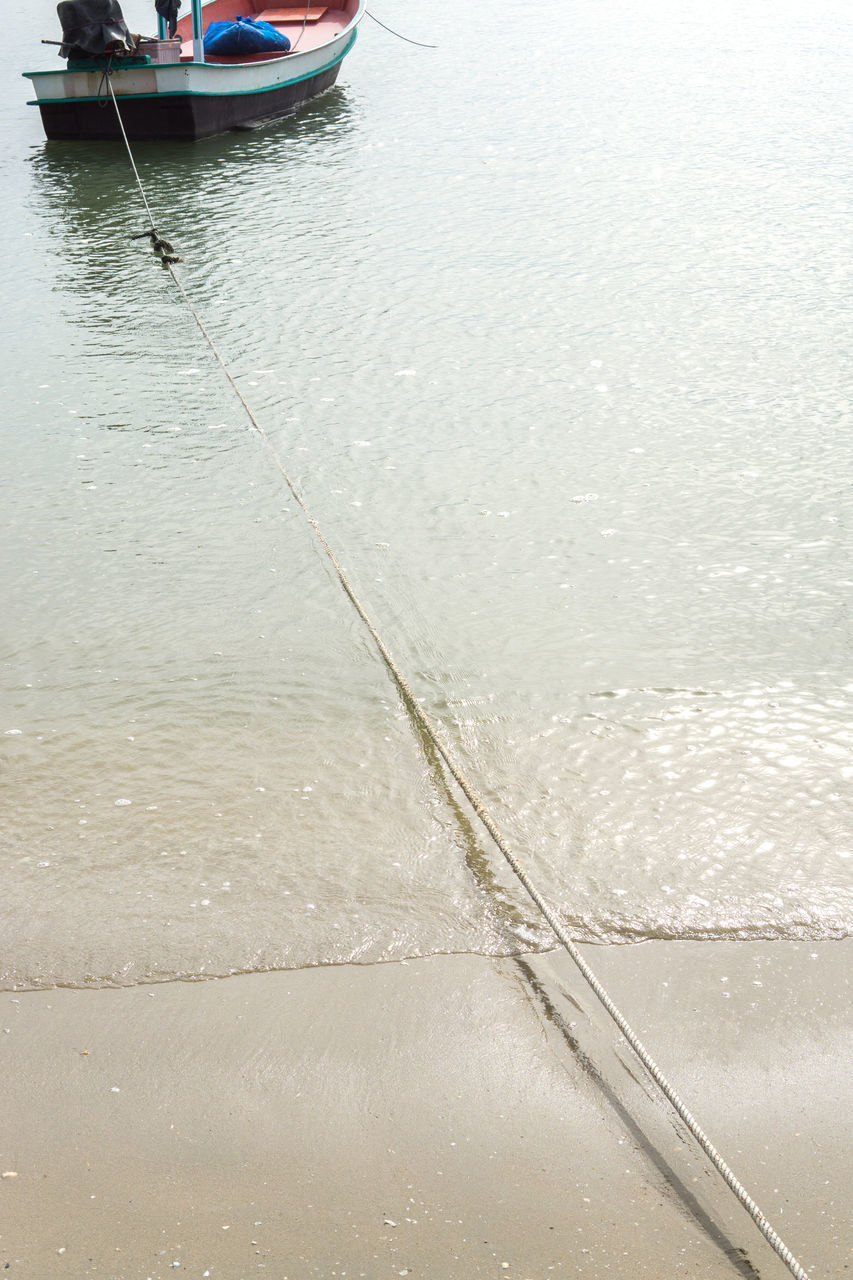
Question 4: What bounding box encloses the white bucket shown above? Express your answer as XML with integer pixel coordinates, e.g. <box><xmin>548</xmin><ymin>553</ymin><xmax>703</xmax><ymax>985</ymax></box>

<box><xmin>142</xmin><ymin>38</ymin><xmax>182</xmax><ymax>64</ymax></box>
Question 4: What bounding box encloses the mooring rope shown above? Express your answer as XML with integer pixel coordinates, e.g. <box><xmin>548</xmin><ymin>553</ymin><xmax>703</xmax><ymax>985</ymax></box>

<box><xmin>289</xmin><ymin>0</ymin><xmax>313</xmax><ymax>54</ymax></box>
<box><xmin>108</xmin><ymin>81</ymin><xmax>156</xmax><ymax>227</ymax></box>
<box><xmin>108</xmin><ymin>92</ymin><xmax>813</xmax><ymax>1280</ymax></box>
<box><xmin>364</xmin><ymin>10</ymin><xmax>438</xmax><ymax>49</ymax></box>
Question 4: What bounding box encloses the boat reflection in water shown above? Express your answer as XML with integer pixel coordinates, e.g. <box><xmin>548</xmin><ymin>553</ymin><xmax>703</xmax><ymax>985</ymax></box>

<box><xmin>28</xmin><ymin>79</ymin><xmax>358</xmax><ymax>328</ymax></box>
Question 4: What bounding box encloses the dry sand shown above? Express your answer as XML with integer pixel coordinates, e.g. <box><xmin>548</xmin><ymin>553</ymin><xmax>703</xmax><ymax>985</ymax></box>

<box><xmin>1</xmin><ymin>940</ymin><xmax>850</xmax><ymax>1279</ymax></box>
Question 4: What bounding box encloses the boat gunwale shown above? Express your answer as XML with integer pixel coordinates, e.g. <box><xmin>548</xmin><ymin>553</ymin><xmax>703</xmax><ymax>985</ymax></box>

<box><xmin>23</xmin><ymin>30</ymin><xmax>356</xmax><ymax>104</ymax></box>
<box><xmin>24</xmin><ymin>32</ymin><xmax>353</xmax><ymax>78</ymax></box>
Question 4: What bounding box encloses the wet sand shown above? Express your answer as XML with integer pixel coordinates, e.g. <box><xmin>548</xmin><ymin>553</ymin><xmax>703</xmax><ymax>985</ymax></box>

<box><xmin>1</xmin><ymin>940</ymin><xmax>850</xmax><ymax>1279</ymax></box>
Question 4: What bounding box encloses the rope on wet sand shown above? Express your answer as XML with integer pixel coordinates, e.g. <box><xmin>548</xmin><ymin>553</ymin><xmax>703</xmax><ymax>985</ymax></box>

<box><xmin>110</xmin><ymin>96</ymin><xmax>813</xmax><ymax>1280</ymax></box>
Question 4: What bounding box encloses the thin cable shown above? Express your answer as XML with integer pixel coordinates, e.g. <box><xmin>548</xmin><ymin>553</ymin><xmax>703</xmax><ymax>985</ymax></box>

<box><xmin>289</xmin><ymin>0</ymin><xmax>312</xmax><ymax>54</ymax></box>
<box><xmin>107</xmin><ymin>79</ymin><xmax>158</xmax><ymax>232</ymax></box>
<box><xmin>364</xmin><ymin>8</ymin><xmax>437</xmax><ymax>48</ymax></box>
<box><xmin>112</xmin><ymin>90</ymin><xmax>813</xmax><ymax>1280</ymax></box>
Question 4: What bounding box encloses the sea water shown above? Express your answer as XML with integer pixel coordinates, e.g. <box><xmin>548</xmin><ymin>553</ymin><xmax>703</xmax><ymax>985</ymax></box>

<box><xmin>2</xmin><ymin>0</ymin><xmax>851</xmax><ymax>986</ymax></box>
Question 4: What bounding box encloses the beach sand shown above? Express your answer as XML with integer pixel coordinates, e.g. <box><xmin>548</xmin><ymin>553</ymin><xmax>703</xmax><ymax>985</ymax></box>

<box><xmin>2</xmin><ymin>940</ymin><xmax>850</xmax><ymax>1279</ymax></box>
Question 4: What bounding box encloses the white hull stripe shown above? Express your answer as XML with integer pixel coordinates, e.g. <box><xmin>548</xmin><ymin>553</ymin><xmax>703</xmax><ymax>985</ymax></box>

<box><xmin>25</xmin><ymin>30</ymin><xmax>356</xmax><ymax>104</ymax></box>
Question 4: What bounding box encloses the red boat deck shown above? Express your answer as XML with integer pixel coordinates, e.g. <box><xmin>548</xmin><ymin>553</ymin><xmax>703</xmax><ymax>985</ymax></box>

<box><xmin>177</xmin><ymin>2</ymin><xmax>351</xmax><ymax>61</ymax></box>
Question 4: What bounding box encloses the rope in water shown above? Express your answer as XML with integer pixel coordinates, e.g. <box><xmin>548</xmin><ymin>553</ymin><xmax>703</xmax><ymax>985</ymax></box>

<box><xmin>108</xmin><ymin>91</ymin><xmax>812</xmax><ymax>1280</ymax></box>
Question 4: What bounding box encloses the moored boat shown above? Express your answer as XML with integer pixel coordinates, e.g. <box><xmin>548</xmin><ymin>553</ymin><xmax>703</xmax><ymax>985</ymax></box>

<box><xmin>24</xmin><ymin>0</ymin><xmax>364</xmax><ymax>141</ymax></box>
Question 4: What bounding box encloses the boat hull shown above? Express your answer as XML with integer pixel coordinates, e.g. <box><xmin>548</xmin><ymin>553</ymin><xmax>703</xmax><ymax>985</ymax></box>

<box><xmin>33</xmin><ymin>57</ymin><xmax>345</xmax><ymax>140</ymax></box>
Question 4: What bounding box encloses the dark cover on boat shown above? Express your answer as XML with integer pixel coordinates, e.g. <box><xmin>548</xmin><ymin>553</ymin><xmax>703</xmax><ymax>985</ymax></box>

<box><xmin>203</xmin><ymin>16</ymin><xmax>291</xmax><ymax>55</ymax></box>
<box><xmin>57</xmin><ymin>0</ymin><xmax>132</xmax><ymax>58</ymax></box>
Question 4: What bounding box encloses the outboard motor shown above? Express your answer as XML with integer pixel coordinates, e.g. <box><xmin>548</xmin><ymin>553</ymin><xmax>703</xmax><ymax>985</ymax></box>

<box><xmin>57</xmin><ymin>0</ymin><xmax>133</xmax><ymax>59</ymax></box>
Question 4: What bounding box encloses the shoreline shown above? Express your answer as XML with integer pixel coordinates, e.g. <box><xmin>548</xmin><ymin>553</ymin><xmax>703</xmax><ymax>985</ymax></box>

<box><xmin>2</xmin><ymin>940</ymin><xmax>850</xmax><ymax>1278</ymax></box>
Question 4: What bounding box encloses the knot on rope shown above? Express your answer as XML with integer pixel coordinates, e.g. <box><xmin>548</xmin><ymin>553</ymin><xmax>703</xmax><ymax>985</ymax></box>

<box><xmin>129</xmin><ymin>227</ymin><xmax>184</xmax><ymax>265</ymax></box>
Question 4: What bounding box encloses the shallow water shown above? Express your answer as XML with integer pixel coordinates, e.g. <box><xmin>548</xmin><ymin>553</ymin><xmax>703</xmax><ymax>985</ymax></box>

<box><xmin>2</xmin><ymin>0</ymin><xmax>852</xmax><ymax>987</ymax></box>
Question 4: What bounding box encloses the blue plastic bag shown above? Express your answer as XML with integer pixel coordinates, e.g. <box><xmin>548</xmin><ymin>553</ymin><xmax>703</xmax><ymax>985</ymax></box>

<box><xmin>203</xmin><ymin>16</ymin><xmax>291</xmax><ymax>55</ymax></box>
